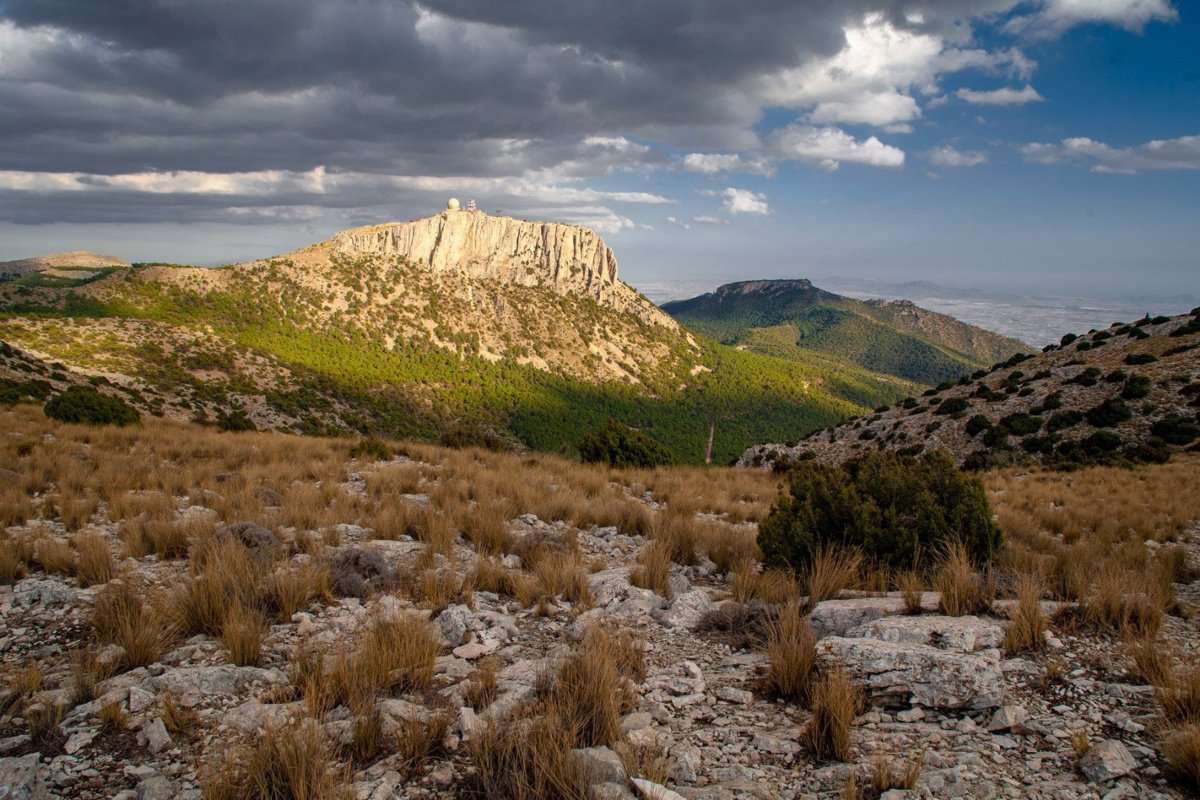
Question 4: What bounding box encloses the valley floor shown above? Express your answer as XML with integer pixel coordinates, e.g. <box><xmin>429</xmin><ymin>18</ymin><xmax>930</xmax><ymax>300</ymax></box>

<box><xmin>1</xmin><ymin>405</ymin><xmax>1199</xmax><ymax>799</ymax></box>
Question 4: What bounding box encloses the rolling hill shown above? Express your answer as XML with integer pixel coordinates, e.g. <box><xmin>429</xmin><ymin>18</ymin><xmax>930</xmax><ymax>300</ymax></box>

<box><xmin>740</xmin><ymin>310</ymin><xmax>1200</xmax><ymax>470</ymax></box>
<box><xmin>0</xmin><ymin>210</ymin><xmax>919</xmax><ymax>463</ymax></box>
<box><xmin>662</xmin><ymin>279</ymin><xmax>1027</xmax><ymax>385</ymax></box>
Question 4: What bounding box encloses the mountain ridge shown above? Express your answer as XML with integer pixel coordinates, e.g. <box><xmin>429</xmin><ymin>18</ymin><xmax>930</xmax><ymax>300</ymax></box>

<box><xmin>662</xmin><ymin>278</ymin><xmax>1026</xmax><ymax>385</ymax></box>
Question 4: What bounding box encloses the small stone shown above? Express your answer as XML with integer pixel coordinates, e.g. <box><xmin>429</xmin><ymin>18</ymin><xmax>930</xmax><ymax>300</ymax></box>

<box><xmin>0</xmin><ymin>753</ymin><xmax>47</xmax><ymax>800</ymax></box>
<box><xmin>136</xmin><ymin>775</ymin><xmax>174</xmax><ymax>800</ymax></box>
<box><xmin>1080</xmin><ymin>739</ymin><xmax>1136</xmax><ymax>783</ymax></box>
<box><xmin>715</xmin><ymin>686</ymin><xmax>753</xmax><ymax>705</ymax></box>
<box><xmin>142</xmin><ymin>718</ymin><xmax>172</xmax><ymax>755</ymax></box>
<box><xmin>573</xmin><ymin>746</ymin><xmax>626</xmax><ymax>784</ymax></box>
<box><xmin>896</xmin><ymin>707</ymin><xmax>925</xmax><ymax>722</ymax></box>
<box><xmin>987</xmin><ymin>705</ymin><xmax>1029</xmax><ymax>734</ymax></box>
<box><xmin>620</xmin><ymin>712</ymin><xmax>653</xmax><ymax>733</ymax></box>
<box><xmin>127</xmin><ymin>687</ymin><xmax>155</xmax><ymax>714</ymax></box>
<box><xmin>631</xmin><ymin>778</ymin><xmax>688</xmax><ymax>800</ymax></box>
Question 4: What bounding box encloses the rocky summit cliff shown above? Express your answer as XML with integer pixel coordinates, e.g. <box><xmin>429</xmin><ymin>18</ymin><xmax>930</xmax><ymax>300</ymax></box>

<box><xmin>302</xmin><ymin>209</ymin><xmax>667</xmax><ymax>326</ymax></box>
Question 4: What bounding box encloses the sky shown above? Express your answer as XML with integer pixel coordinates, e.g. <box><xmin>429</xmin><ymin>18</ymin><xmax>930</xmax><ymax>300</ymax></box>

<box><xmin>1</xmin><ymin>0</ymin><xmax>1197</xmax><ymax>303</ymax></box>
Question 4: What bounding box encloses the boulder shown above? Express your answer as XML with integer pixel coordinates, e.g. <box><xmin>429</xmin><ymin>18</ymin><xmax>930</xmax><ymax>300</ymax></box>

<box><xmin>145</xmin><ymin>665</ymin><xmax>287</xmax><ymax>699</ymax></box>
<box><xmin>12</xmin><ymin>578</ymin><xmax>77</xmax><ymax>608</ymax></box>
<box><xmin>588</xmin><ymin>568</ymin><xmax>633</xmax><ymax>607</ymax></box>
<box><xmin>436</xmin><ymin>604</ymin><xmax>476</xmax><ymax>646</ymax></box>
<box><xmin>631</xmin><ymin>778</ymin><xmax>688</xmax><ymax>800</ymax></box>
<box><xmin>818</xmin><ymin>637</ymin><xmax>1004</xmax><ymax>710</ymax></box>
<box><xmin>845</xmin><ymin>614</ymin><xmax>1004</xmax><ymax>653</ymax></box>
<box><xmin>810</xmin><ymin>596</ymin><xmax>921</xmax><ymax>638</ymax></box>
<box><xmin>141</xmin><ymin>718</ymin><xmax>172</xmax><ymax>754</ymax></box>
<box><xmin>653</xmin><ymin>589</ymin><xmax>714</xmax><ymax>630</ymax></box>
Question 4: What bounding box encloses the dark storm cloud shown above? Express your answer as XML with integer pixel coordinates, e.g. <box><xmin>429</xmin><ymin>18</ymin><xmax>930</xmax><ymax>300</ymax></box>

<box><xmin>0</xmin><ymin>0</ymin><xmax>1024</xmax><ymax>223</ymax></box>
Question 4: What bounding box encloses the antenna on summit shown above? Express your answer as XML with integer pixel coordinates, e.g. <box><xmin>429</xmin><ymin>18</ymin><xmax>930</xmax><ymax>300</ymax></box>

<box><xmin>467</xmin><ymin>199</ymin><xmax>477</xmax><ymax>212</ymax></box>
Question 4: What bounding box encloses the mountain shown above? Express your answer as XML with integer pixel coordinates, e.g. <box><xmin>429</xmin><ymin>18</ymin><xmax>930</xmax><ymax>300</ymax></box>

<box><xmin>0</xmin><ymin>250</ymin><xmax>129</xmax><ymax>285</ymax></box>
<box><xmin>740</xmin><ymin>310</ymin><xmax>1200</xmax><ymax>470</ymax></box>
<box><xmin>661</xmin><ymin>279</ymin><xmax>1026</xmax><ymax>385</ymax></box>
<box><xmin>0</xmin><ymin>209</ymin><xmax>918</xmax><ymax>463</ymax></box>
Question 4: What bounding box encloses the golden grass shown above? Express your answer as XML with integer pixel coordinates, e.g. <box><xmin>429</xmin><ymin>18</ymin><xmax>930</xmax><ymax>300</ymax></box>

<box><xmin>161</xmin><ymin>691</ymin><xmax>199</xmax><ymax>737</ymax></box>
<box><xmin>530</xmin><ymin>551</ymin><xmax>592</xmax><ymax>606</ymax></box>
<box><xmin>1162</xmin><ymin>724</ymin><xmax>1200</xmax><ymax>790</ymax></box>
<box><xmin>870</xmin><ymin>752</ymin><xmax>924</xmax><ymax>794</ymax></box>
<box><xmin>0</xmin><ymin>537</ymin><xmax>26</xmax><ymax>584</ymax></box>
<box><xmin>630</xmin><ymin>539</ymin><xmax>673</xmax><ymax>599</ymax></box>
<box><xmin>730</xmin><ymin>563</ymin><xmax>798</xmax><ymax>605</ymax></box>
<box><xmin>330</xmin><ymin>614</ymin><xmax>439</xmax><ymax>711</ymax></box>
<box><xmin>464</xmin><ymin>658</ymin><xmax>500</xmax><ymax>711</ymax></box>
<box><xmin>1003</xmin><ymin>573</ymin><xmax>1048</xmax><ymax>654</ymax></box>
<box><xmin>1083</xmin><ymin>565</ymin><xmax>1164</xmax><ymax>639</ymax></box>
<box><xmin>393</xmin><ymin>712</ymin><xmax>451</xmax><ymax>775</ymax></box>
<box><xmin>121</xmin><ymin>516</ymin><xmax>209</xmax><ymax>559</ymax></box>
<box><xmin>92</xmin><ymin>579</ymin><xmax>176</xmax><ymax>669</ymax></box>
<box><xmin>201</xmin><ymin>720</ymin><xmax>352</xmax><ymax>800</ymax></box>
<box><xmin>465</xmin><ymin>714</ymin><xmax>591</xmax><ymax>800</ymax></box>
<box><xmin>934</xmin><ymin>541</ymin><xmax>993</xmax><ymax>617</ymax></box>
<box><xmin>804</xmin><ymin>668</ymin><xmax>859</xmax><ymax>762</ymax></box>
<box><xmin>99</xmin><ymin>699</ymin><xmax>129</xmax><ymax>731</ymax></box>
<box><xmin>804</xmin><ymin>546</ymin><xmax>862</xmax><ymax>605</ymax></box>
<box><xmin>461</xmin><ymin>500</ymin><xmax>513</xmax><ymax>555</ymax></box>
<box><xmin>897</xmin><ymin>571</ymin><xmax>924</xmax><ymax>614</ymax></box>
<box><xmin>72</xmin><ymin>531</ymin><xmax>114</xmax><ymax>586</ymax></box>
<box><xmin>222</xmin><ymin>602</ymin><xmax>267</xmax><ymax>667</ymax></box>
<box><xmin>69</xmin><ymin>648</ymin><xmax>110</xmax><ymax>705</ymax></box>
<box><xmin>33</xmin><ymin>537</ymin><xmax>76</xmax><ymax>576</ymax></box>
<box><xmin>2</xmin><ymin>663</ymin><xmax>43</xmax><ymax>715</ymax></box>
<box><xmin>1158</xmin><ymin>668</ymin><xmax>1200</xmax><ymax>725</ymax></box>
<box><xmin>264</xmin><ymin>563</ymin><xmax>331</xmax><ymax>620</ymax></box>
<box><xmin>173</xmin><ymin>537</ymin><xmax>267</xmax><ymax>636</ymax></box>
<box><xmin>546</xmin><ymin>627</ymin><xmax>638</xmax><ymax>747</ymax></box>
<box><xmin>764</xmin><ymin>602</ymin><xmax>818</xmax><ymax>703</ymax></box>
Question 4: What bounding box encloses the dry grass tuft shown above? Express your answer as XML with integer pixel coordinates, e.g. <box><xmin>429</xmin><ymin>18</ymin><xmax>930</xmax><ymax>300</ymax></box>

<box><xmin>69</xmin><ymin>648</ymin><xmax>110</xmax><ymax>705</ymax></box>
<box><xmin>331</xmin><ymin>614</ymin><xmax>439</xmax><ymax>711</ymax></box>
<box><xmin>1084</xmin><ymin>565</ymin><xmax>1165</xmax><ymax>639</ymax></box>
<box><xmin>2</xmin><ymin>663</ymin><xmax>43</xmax><ymax>715</ymax></box>
<box><xmin>531</xmin><ymin>551</ymin><xmax>592</xmax><ymax>607</ymax></box>
<box><xmin>172</xmin><ymin>537</ymin><xmax>265</xmax><ymax>636</ymax></box>
<box><xmin>1158</xmin><ymin>668</ymin><xmax>1200</xmax><ymax>725</ymax></box>
<box><xmin>461</xmin><ymin>501</ymin><xmax>513</xmax><ymax>555</ymax></box>
<box><xmin>72</xmin><ymin>531</ymin><xmax>114</xmax><ymax>586</ymax></box>
<box><xmin>393</xmin><ymin>712</ymin><xmax>451</xmax><ymax>774</ymax></box>
<box><xmin>764</xmin><ymin>602</ymin><xmax>818</xmax><ymax>704</ymax></box>
<box><xmin>98</xmin><ymin>699</ymin><xmax>129</xmax><ymax>731</ymax></box>
<box><xmin>464</xmin><ymin>658</ymin><xmax>500</xmax><ymax>711</ymax></box>
<box><xmin>264</xmin><ymin>563</ymin><xmax>331</xmax><ymax>620</ymax></box>
<box><xmin>897</xmin><ymin>571</ymin><xmax>924</xmax><ymax>614</ymax></box>
<box><xmin>0</xmin><ymin>538</ymin><xmax>25</xmax><ymax>584</ymax></box>
<box><xmin>630</xmin><ymin>539</ymin><xmax>673</xmax><ymax>599</ymax></box>
<box><xmin>804</xmin><ymin>668</ymin><xmax>860</xmax><ymax>762</ymax></box>
<box><xmin>805</xmin><ymin>546</ymin><xmax>862</xmax><ymax>605</ymax></box>
<box><xmin>871</xmin><ymin>751</ymin><xmax>924</xmax><ymax>793</ymax></box>
<box><xmin>1004</xmin><ymin>573</ymin><xmax>1048</xmax><ymax>654</ymax></box>
<box><xmin>1127</xmin><ymin>637</ymin><xmax>1174</xmax><ymax>687</ymax></box>
<box><xmin>33</xmin><ymin>537</ymin><xmax>76</xmax><ymax>576</ymax></box>
<box><xmin>615</xmin><ymin>739</ymin><xmax>672</xmax><ymax>784</ymax></box>
<box><xmin>935</xmin><ymin>541</ymin><xmax>993</xmax><ymax>617</ymax></box>
<box><xmin>221</xmin><ymin>602</ymin><xmax>267</xmax><ymax>667</ymax></box>
<box><xmin>92</xmin><ymin>580</ymin><xmax>175</xmax><ymax>669</ymax></box>
<box><xmin>1162</xmin><ymin>724</ymin><xmax>1200</xmax><ymax>790</ymax></box>
<box><xmin>161</xmin><ymin>691</ymin><xmax>199</xmax><ymax>737</ymax></box>
<box><xmin>546</xmin><ymin>627</ymin><xmax>638</xmax><ymax>748</ymax></box>
<box><xmin>465</xmin><ymin>713</ymin><xmax>591</xmax><ymax>800</ymax></box>
<box><xmin>730</xmin><ymin>563</ymin><xmax>798</xmax><ymax>605</ymax></box>
<box><xmin>201</xmin><ymin>720</ymin><xmax>352</xmax><ymax>800</ymax></box>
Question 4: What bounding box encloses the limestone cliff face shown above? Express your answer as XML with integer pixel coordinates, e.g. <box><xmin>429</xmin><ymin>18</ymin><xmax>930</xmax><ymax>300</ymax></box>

<box><xmin>327</xmin><ymin>210</ymin><xmax>671</xmax><ymax>326</ymax></box>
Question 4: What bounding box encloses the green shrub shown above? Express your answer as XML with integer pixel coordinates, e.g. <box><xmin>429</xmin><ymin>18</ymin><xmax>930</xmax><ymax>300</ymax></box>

<box><xmin>1085</xmin><ymin>398</ymin><xmax>1132</xmax><ymax>428</ymax></box>
<box><xmin>1046</xmin><ymin>410</ymin><xmax>1084</xmax><ymax>433</ymax></box>
<box><xmin>934</xmin><ymin>397</ymin><xmax>969</xmax><ymax>416</ymax></box>
<box><xmin>351</xmin><ymin>436</ymin><xmax>392</xmax><ymax>461</ymax></box>
<box><xmin>1151</xmin><ymin>416</ymin><xmax>1200</xmax><ymax>446</ymax></box>
<box><xmin>999</xmin><ymin>413</ymin><xmax>1042</xmax><ymax>436</ymax></box>
<box><xmin>578</xmin><ymin>419</ymin><xmax>672</xmax><ymax>468</ymax></box>
<box><xmin>1121</xmin><ymin>375</ymin><xmax>1152</xmax><ymax>400</ymax></box>
<box><xmin>0</xmin><ymin>378</ymin><xmax>52</xmax><ymax>405</ymax></box>
<box><xmin>1067</xmin><ymin>367</ymin><xmax>1100</xmax><ymax>387</ymax></box>
<box><xmin>965</xmin><ymin>415</ymin><xmax>991</xmax><ymax>437</ymax></box>
<box><xmin>758</xmin><ymin>451</ymin><xmax>1001</xmax><ymax>573</ymax></box>
<box><xmin>216</xmin><ymin>408</ymin><xmax>257</xmax><ymax>432</ymax></box>
<box><xmin>44</xmin><ymin>386</ymin><xmax>139</xmax><ymax>426</ymax></box>
<box><xmin>1124</xmin><ymin>353</ymin><xmax>1157</xmax><ymax>365</ymax></box>
<box><xmin>1031</xmin><ymin>391</ymin><xmax>1062</xmax><ymax>414</ymax></box>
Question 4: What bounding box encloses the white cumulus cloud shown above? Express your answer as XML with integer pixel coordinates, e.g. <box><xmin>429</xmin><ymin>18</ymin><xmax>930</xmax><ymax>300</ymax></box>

<box><xmin>956</xmin><ymin>85</ymin><xmax>1045</xmax><ymax>105</ymax></box>
<box><xmin>769</xmin><ymin>125</ymin><xmax>905</xmax><ymax>171</ymax></box>
<box><xmin>1006</xmin><ymin>0</ymin><xmax>1178</xmax><ymax>36</ymax></box>
<box><xmin>1020</xmin><ymin>133</ymin><xmax>1200</xmax><ymax>174</ymax></box>
<box><xmin>718</xmin><ymin>188</ymin><xmax>769</xmax><ymax>215</ymax></box>
<box><xmin>681</xmin><ymin>153</ymin><xmax>773</xmax><ymax>176</ymax></box>
<box><xmin>928</xmin><ymin>145</ymin><xmax>988</xmax><ymax>167</ymax></box>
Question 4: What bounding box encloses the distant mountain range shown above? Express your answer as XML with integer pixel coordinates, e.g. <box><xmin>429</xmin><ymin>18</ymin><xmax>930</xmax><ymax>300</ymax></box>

<box><xmin>662</xmin><ymin>279</ymin><xmax>1026</xmax><ymax>386</ymax></box>
<box><xmin>0</xmin><ymin>212</ymin><xmax>922</xmax><ymax>463</ymax></box>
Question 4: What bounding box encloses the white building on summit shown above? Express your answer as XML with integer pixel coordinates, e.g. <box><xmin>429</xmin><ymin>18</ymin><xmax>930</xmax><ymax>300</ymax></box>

<box><xmin>446</xmin><ymin>197</ymin><xmax>460</xmax><ymax>211</ymax></box>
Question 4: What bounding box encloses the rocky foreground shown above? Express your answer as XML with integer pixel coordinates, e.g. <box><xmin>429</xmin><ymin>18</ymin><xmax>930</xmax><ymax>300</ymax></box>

<box><xmin>1</xmin><ymin>409</ymin><xmax>1198</xmax><ymax>799</ymax></box>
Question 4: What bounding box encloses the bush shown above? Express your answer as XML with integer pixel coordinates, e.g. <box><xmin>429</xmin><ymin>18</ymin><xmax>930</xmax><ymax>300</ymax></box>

<box><xmin>1121</xmin><ymin>375</ymin><xmax>1152</xmax><ymax>400</ymax></box>
<box><xmin>44</xmin><ymin>386</ymin><xmax>139</xmax><ymax>426</ymax></box>
<box><xmin>934</xmin><ymin>397</ymin><xmax>969</xmax><ymax>416</ymax></box>
<box><xmin>578</xmin><ymin>419</ymin><xmax>672</xmax><ymax>468</ymax></box>
<box><xmin>758</xmin><ymin>451</ymin><xmax>1000</xmax><ymax>573</ymax></box>
<box><xmin>1124</xmin><ymin>353</ymin><xmax>1158</xmax><ymax>365</ymax></box>
<box><xmin>1085</xmin><ymin>398</ymin><xmax>1132</xmax><ymax>428</ymax></box>
<box><xmin>1046</xmin><ymin>410</ymin><xmax>1084</xmax><ymax>433</ymax></box>
<box><xmin>350</xmin><ymin>436</ymin><xmax>391</xmax><ymax>461</ymax></box>
<box><xmin>964</xmin><ymin>415</ymin><xmax>991</xmax><ymax>437</ymax></box>
<box><xmin>999</xmin><ymin>413</ymin><xmax>1042</xmax><ymax>436</ymax></box>
<box><xmin>1152</xmin><ymin>416</ymin><xmax>1200</xmax><ymax>446</ymax></box>
<box><xmin>216</xmin><ymin>407</ymin><xmax>256</xmax><ymax>432</ymax></box>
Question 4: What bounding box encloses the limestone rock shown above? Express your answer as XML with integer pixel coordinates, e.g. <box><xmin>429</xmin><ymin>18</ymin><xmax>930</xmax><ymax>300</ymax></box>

<box><xmin>845</xmin><ymin>614</ymin><xmax>1005</xmax><ymax>653</ymax></box>
<box><xmin>573</xmin><ymin>746</ymin><xmax>626</xmax><ymax>784</ymax></box>
<box><xmin>818</xmin><ymin>637</ymin><xmax>1004</xmax><ymax>710</ymax></box>
<box><xmin>0</xmin><ymin>754</ymin><xmax>46</xmax><ymax>800</ymax></box>
<box><xmin>1079</xmin><ymin>740</ymin><xmax>1136</xmax><ymax>783</ymax></box>
<box><xmin>631</xmin><ymin>778</ymin><xmax>688</xmax><ymax>800</ymax></box>
<box><xmin>653</xmin><ymin>589</ymin><xmax>714</xmax><ymax>630</ymax></box>
<box><xmin>810</xmin><ymin>596</ymin><xmax>936</xmax><ymax>638</ymax></box>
